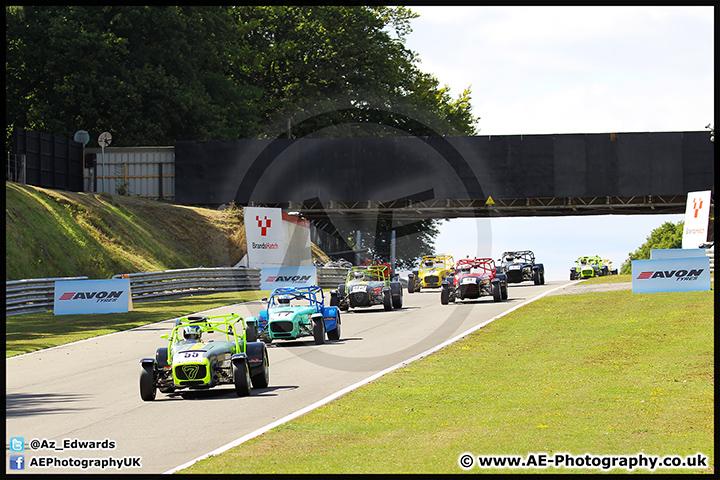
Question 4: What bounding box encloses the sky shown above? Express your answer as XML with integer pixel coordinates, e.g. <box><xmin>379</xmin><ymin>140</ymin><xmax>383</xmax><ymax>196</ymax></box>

<box><xmin>400</xmin><ymin>6</ymin><xmax>714</xmax><ymax>280</ymax></box>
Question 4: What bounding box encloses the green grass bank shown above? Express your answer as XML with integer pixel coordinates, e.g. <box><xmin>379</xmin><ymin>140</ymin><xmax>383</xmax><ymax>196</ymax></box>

<box><xmin>180</xmin><ymin>283</ymin><xmax>713</xmax><ymax>474</ymax></box>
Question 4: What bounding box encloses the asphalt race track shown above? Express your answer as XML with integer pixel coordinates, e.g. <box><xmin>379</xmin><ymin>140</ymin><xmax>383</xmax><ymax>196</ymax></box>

<box><xmin>6</xmin><ymin>281</ymin><xmax>570</xmax><ymax>474</ymax></box>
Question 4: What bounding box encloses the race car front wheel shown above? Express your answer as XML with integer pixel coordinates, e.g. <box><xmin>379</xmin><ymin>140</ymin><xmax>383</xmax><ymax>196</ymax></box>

<box><xmin>233</xmin><ymin>360</ymin><xmax>251</xmax><ymax>397</ymax></box>
<box><xmin>313</xmin><ymin>318</ymin><xmax>326</xmax><ymax>345</ymax></box>
<box><xmin>492</xmin><ymin>282</ymin><xmax>502</xmax><ymax>302</ymax></box>
<box><xmin>139</xmin><ymin>364</ymin><xmax>157</xmax><ymax>401</ymax></box>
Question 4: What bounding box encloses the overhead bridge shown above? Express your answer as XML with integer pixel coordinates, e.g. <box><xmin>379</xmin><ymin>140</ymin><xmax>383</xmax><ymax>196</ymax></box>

<box><xmin>175</xmin><ymin>131</ymin><xmax>713</xmax><ymax>221</ymax></box>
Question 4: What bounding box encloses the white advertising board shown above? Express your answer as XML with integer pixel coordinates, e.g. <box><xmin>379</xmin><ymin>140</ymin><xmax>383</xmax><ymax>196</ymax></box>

<box><xmin>243</xmin><ymin>207</ymin><xmax>312</xmax><ymax>268</ymax></box>
<box><xmin>651</xmin><ymin>248</ymin><xmax>708</xmax><ymax>259</ymax></box>
<box><xmin>244</xmin><ymin>206</ymin><xmax>285</xmax><ymax>267</ymax></box>
<box><xmin>54</xmin><ymin>279</ymin><xmax>133</xmax><ymax>315</ymax></box>
<box><xmin>631</xmin><ymin>256</ymin><xmax>711</xmax><ymax>294</ymax></box>
<box><xmin>260</xmin><ymin>266</ymin><xmax>317</xmax><ymax>291</ymax></box>
<box><xmin>682</xmin><ymin>190</ymin><xmax>711</xmax><ymax>249</ymax></box>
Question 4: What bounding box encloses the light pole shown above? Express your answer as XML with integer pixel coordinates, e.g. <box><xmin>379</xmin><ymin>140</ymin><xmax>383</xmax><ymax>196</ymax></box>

<box><xmin>98</xmin><ymin>132</ymin><xmax>112</xmax><ymax>193</ymax></box>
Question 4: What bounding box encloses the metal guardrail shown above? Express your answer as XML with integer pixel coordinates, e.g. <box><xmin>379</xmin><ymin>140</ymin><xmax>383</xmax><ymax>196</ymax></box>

<box><xmin>6</xmin><ymin>276</ymin><xmax>89</xmax><ymax>315</ymax></box>
<box><xmin>6</xmin><ymin>267</ymin><xmax>351</xmax><ymax>316</ymax></box>
<box><xmin>111</xmin><ymin>267</ymin><xmax>262</xmax><ymax>302</ymax></box>
<box><xmin>316</xmin><ymin>266</ymin><xmax>350</xmax><ymax>289</ymax></box>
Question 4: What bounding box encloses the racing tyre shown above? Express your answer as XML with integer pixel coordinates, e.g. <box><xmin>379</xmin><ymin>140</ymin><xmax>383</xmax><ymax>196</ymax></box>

<box><xmin>250</xmin><ymin>348</ymin><xmax>269</xmax><ymax>389</ymax></box>
<box><xmin>492</xmin><ymin>282</ymin><xmax>502</xmax><ymax>302</ymax></box>
<box><xmin>392</xmin><ymin>294</ymin><xmax>403</xmax><ymax>309</ymax></box>
<box><xmin>140</xmin><ymin>364</ymin><xmax>156</xmax><ymax>401</ymax></box>
<box><xmin>501</xmin><ymin>284</ymin><xmax>508</xmax><ymax>300</ymax></box>
<box><xmin>383</xmin><ymin>290</ymin><xmax>393</xmax><ymax>311</ymax></box>
<box><xmin>233</xmin><ymin>359</ymin><xmax>251</xmax><ymax>397</ymax></box>
<box><xmin>440</xmin><ymin>286</ymin><xmax>449</xmax><ymax>305</ymax></box>
<box><xmin>533</xmin><ymin>269</ymin><xmax>540</xmax><ymax>285</ymax></box>
<box><xmin>330</xmin><ymin>291</ymin><xmax>339</xmax><ymax>306</ymax></box>
<box><xmin>245</xmin><ymin>321</ymin><xmax>257</xmax><ymax>343</ymax></box>
<box><xmin>313</xmin><ymin>318</ymin><xmax>326</xmax><ymax>345</ymax></box>
<box><xmin>327</xmin><ymin>312</ymin><xmax>341</xmax><ymax>341</ymax></box>
<box><xmin>570</xmin><ymin>271</ymin><xmax>575</xmax><ymax>281</ymax></box>
<box><xmin>407</xmin><ymin>274</ymin><xmax>415</xmax><ymax>294</ymax></box>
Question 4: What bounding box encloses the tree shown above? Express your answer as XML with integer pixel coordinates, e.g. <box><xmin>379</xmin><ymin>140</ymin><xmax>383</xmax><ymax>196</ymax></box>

<box><xmin>620</xmin><ymin>221</ymin><xmax>684</xmax><ymax>274</ymax></box>
<box><xmin>6</xmin><ymin>6</ymin><xmax>479</xmax><ymax>148</ymax></box>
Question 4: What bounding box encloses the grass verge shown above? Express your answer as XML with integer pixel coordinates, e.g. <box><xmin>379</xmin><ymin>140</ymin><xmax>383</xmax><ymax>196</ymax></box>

<box><xmin>6</xmin><ymin>291</ymin><xmax>269</xmax><ymax>358</ymax></box>
<box><xmin>180</xmin><ymin>285</ymin><xmax>714</xmax><ymax>474</ymax></box>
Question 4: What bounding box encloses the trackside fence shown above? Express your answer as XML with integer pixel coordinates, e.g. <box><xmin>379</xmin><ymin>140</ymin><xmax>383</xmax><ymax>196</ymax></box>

<box><xmin>110</xmin><ymin>267</ymin><xmax>262</xmax><ymax>302</ymax></box>
<box><xmin>6</xmin><ymin>276</ymin><xmax>89</xmax><ymax>316</ymax></box>
<box><xmin>6</xmin><ymin>266</ymin><xmax>351</xmax><ymax>316</ymax></box>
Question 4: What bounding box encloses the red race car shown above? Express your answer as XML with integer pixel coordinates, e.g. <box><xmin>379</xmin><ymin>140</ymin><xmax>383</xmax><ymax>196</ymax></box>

<box><xmin>441</xmin><ymin>258</ymin><xmax>508</xmax><ymax>304</ymax></box>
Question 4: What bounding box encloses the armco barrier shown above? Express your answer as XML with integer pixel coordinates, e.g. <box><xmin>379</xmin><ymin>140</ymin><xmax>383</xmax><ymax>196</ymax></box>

<box><xmin>5</xmin><ymin>266</ymin><xmax>353</xmax><ymax>316</ymax></box>
<box><xmin>6</xmin><ymin>276</ymin><xmax>89</xmax><ymax>316</ymax></box>
<box><xmin>110</xmin><ymin>267</ymin><xmax>261</xmax><ymax>302</ymax></box>
<box><xmin>316</xmin><ymin>266</ymin><xmax>350</xmax><ymax>289</ymax></box>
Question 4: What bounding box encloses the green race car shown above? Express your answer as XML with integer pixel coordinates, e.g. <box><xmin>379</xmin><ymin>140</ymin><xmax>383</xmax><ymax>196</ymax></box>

<box><xmin>570</xmin><ymin>255</ymin><xmax>602</xmax><ymax>280</ymax></box>
<box><xmin>331</xmin><ymin>263</ymin><xmax>403</xmax><ymax>311</ymax></box>
<box><xmin>248</xmin><ymin>286</ymin><xmax>341</xmax><ymax>345</ymax></box>
<box><xmin>139</xmin><ymin>314</ymin><xmax>269</xmax><ymax>401</ymax></box>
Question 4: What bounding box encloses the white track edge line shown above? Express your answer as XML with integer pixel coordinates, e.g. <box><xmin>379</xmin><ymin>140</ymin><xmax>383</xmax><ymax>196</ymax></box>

<box><xmin>163</xmin><ymin>283</ymin><xmax>568</xmax><ymax>474</ymax></box>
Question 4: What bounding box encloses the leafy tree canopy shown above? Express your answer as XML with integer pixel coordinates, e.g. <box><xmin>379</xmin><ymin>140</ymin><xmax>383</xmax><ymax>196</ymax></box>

<box><xmin>6</xmin><ymin>5</ymin><xmax>479</xmax><ymax>148</ymax></box>
<box><xmin>620</xmin><ymin>221</ymin><xmax>684</xmax><ymax>274</ymax></box>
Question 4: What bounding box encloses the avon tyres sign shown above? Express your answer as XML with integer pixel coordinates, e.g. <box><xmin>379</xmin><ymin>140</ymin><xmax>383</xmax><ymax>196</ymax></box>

<box><xmin>631</xmin><ymin>257</ymin><xmax>711</xmax><ymax>294</ymax></box>
<box><xmin>260</xmin><ymin>266</ymin><xmax>317</xmax><ymax>290</ymax></box>
<box><xmin>54</xmin><ymin>279</ymin><xmax>133</xmax><ymax>315</ymax></box>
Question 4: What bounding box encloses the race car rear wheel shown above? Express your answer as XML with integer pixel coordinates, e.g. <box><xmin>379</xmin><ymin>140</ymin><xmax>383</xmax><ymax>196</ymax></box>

<box><xmin>250</xmin><ymin>348</ymin><xmax>269</xmax><ymax>389</ymax></box>
<box><xmin>140</xmin><ymin>364</ymin><xmax>156</xmax><ymax>401</ymax></box>
<box><xmin>407</xmin><ymin>274</ymin><xmax>415</xmax><ymax>294</ymax></box>
<box><xmin>501</xmin><ymin>284</ymin><xmax>508</xmax><ymax>300</ymax></box>
<box><xmin>533</xmin><ymin>269</ymin><xmax>540</xmax><ymax>285</ymax></box>
<box><xmin>233</xmin><ymin>359</ymin><xmax>251</xmax><ymax>397</ymax></box>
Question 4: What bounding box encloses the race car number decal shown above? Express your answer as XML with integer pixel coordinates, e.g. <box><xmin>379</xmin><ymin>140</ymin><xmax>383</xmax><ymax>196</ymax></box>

<box><xmin>350</xmin><ymin>285</ymin><xmax>367</xmax><ymax>293</ymax></box>
<box><xmin>461</xmin><ymin>277</ymin><xmax>477</xmax><ymax>284</ymax></box>
<box><xmin>183</xmin><ymin>352</ymin><xmax>201</xmax><ymax>358</ymax></box>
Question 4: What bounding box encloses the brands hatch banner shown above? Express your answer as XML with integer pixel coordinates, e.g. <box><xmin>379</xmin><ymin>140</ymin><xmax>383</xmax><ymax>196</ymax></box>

<box><xmin>681</xmin><ymin>190</ymin><xmax>711</xmax><ymax>249</ymax></box>
<box><xmin>243</xmin><ymin>206</ymin><xmax>312</xmax><ymax>268</ymax></box>
<box><xmin>260</xmin><ymin>266</ymin><xmax>317</xmax><ymax>291</ymax></box>
<box><xmin>54</xmin><ymin>279</ymin><xmax>133</xmax><ymax>315</ymax></box>
<box><xmin>631</xmin><ymin>256</ymin><xmax>711</xmax><ymax>294</ymax></box>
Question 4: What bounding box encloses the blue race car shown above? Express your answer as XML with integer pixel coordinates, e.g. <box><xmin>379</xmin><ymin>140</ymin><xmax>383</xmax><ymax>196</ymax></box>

<box><xmin>247</xmin><ymin>286</ymin><xmax>341</xmax><ymax>345</ymax></box>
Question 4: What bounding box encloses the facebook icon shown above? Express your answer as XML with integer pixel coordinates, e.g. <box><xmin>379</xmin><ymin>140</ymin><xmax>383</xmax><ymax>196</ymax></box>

<box><xmin>10</xmin><ymin>455</ymin><xmax>25</xmax><ymax>470</ymax></box>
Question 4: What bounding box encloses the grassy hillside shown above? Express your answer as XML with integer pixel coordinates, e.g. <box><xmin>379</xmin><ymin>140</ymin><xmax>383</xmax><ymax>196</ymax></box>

<box><xmin>5</xmin><ymin>182</ymin><xmax>327</xmax><ymax>281</ymax></box>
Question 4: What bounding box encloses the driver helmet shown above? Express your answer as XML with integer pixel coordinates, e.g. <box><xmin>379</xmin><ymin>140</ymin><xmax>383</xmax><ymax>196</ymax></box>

<box><xmin>353</xmin><ymin>271</ymin><xmax>365</xmax><ymax>279</ymax></box>
<box><xmin>183</xmin><ymin>325</ymin><xmax>202</xmax><ymax>341</ymax></box>
<box><xmin>424</xmin><ymin>260</ymin><xmax>433</xmax><ymax>267</ymax></box>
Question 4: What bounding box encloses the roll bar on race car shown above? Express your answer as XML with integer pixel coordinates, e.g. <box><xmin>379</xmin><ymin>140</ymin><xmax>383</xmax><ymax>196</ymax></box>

<box><xmin>265</xmin><ymin>285</ymin><xmax>325</xmax><ymax>309</ymax></box>
<box><xmin>162</xmin><ymin>314</ymin><xmax>248</xmax><ymax>364</ymax></box>
<box><xmin>346</xmin><ymin>264</ymin><xmax>392</xmax><ymax>282</ymax></box>
<box><xmin>454</xmin><ymin>258</ymin><xmax>496</xmax><ymax>274</ymax></box>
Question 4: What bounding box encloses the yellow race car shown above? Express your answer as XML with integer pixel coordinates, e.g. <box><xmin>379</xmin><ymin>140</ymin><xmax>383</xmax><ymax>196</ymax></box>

<box><xmin>408</xmin><ymin>254</ymin><xmax>455</xmax><ymax>292</ymax></box>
